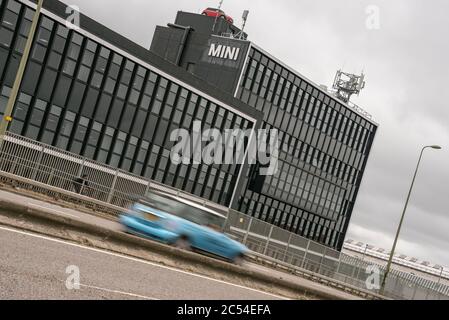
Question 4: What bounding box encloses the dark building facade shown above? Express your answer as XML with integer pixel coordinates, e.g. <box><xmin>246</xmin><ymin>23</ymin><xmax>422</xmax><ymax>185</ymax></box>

<box><xmin>0</xmin><ymin>0</ymin><xmax>261</xmax><ymax>208</ymax></box>
<box><xmin>234</xmin><ymin>45</ymin><xmax>377</xmax><ymax>249</ymax></box>
<box><xmin>0</xmin><ymin>0</ymin><xmax>377</xmax><ymax>250</ymax></box>
<box><xmin>151</xmin><ymin>13</ymin><xmax>378</xmax><ymax>250</ymax></box>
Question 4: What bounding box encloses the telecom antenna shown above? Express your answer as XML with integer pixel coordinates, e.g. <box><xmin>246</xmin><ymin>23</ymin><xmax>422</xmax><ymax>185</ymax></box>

<box><xmin>240</xmin><ymin>10</ymin><xmax>249</xmax><ymax>38</ymax></box>
<box><xmin>332</xmin><ymin>70</ymin><xmax>366</xmax><ymax>103</ymax></box>
<box><xmin>233</xmin><ymin>10</ymin><xmax>249</xmax><ymax>40</ymax></box>
<box><xmin>212</xmin><ymin>0</ymin><xmax>224</xmax><ymax>32</ymax></box>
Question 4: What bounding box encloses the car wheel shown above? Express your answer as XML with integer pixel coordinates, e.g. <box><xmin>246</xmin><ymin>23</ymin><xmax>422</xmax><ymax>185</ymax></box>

<box><xmin>232</xmin><ymin>253</ymin><xmax>245</xmax><ymax>266</ymax></box>
<box><xmin>174</xmin><ymin>236</ymin><xmax>192</xmax><ymax>251</ymax></box>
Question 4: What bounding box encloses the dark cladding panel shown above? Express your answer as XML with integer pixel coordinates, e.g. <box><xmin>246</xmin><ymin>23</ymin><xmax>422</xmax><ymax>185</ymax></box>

<box><xmin>189</xmin><ymin>36</ymin><xmax>250</xmax><ymax>94</ymax></box>
<box><xmin>150</xmin><ymin>12</ymin><xmax>250</xmax><ymax>95</ymax></box>
<box><xmin>0</xmin><ymin>0</ymin><xmax>262</xmax><ymax>209</ymax></box>
<box><xmin>149</xmin><ymin>26</ymin><xmax>184</xmax><ymax>65</ymax></box>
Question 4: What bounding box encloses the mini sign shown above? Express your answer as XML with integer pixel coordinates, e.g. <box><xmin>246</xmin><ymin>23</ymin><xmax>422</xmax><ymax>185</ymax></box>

<box><xmin>208</xmin><ymin>43</ymin><xmax>240</xmax><ymax>61</ymax></box>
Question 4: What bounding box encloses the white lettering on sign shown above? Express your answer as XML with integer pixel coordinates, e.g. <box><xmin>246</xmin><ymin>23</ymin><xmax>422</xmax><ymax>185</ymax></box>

<box><xmin>208</xmin><ymin>43</ymin><xmax>240</xmax><ymax>60</ymax></box>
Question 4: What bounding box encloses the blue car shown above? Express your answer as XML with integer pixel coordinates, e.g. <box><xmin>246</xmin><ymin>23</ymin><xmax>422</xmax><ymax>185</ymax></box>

<box><xmin>119</xmin><ymin>190</ymin><xmax>248</xmax><ymax>264</ymax></box>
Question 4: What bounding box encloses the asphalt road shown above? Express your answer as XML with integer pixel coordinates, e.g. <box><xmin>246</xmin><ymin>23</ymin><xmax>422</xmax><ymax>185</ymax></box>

<box><xmin>0</xmin><ymin>224</ymin><xmax>287</xmax><ymax>300</ymax></box>
<box><xmin>0</xmin><ymin>189</ymin><xmax>358</xmax><ymax>300</ymax></box>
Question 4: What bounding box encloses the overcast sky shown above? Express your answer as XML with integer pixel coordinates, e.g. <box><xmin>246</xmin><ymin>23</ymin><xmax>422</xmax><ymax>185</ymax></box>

<box><xmin>60</xmin><ymin>0</ymin><xmax>449</xmax><ymax>266</ymax></box>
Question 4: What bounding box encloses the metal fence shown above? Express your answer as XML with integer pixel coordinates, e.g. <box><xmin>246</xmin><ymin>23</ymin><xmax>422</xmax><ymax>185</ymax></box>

<box><xmin>0</xmin><ymin>131</ymin><xmax>448</xmax><ymax>300</ymax></box>
<box><xmin>225</xmin><ymin>210</ymin><xmax>449</xmax><ymax>300</ymax></box>
<box><xmin>0</xmin><ymin>132</ymin><xmax>228</xmax><ymax>214</ymax></box>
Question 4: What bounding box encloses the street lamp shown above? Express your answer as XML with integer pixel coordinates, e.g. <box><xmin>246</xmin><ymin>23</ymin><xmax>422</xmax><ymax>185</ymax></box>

<box><xmin>0</xmin><ymin>0</ymin><xmax>44</xmax><ymax>150</ymax></box>
<box><xmin>380</xmin><ymin>145</ymin><xmax>442</xmax><ymax>295</ymax></box>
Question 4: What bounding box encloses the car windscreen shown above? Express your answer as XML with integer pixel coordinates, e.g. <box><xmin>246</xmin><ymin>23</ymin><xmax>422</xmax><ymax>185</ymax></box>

<box><xmin>140</xmin><ymin>193</ymin><xmax>226</xmax><ymax>230</ymax></box>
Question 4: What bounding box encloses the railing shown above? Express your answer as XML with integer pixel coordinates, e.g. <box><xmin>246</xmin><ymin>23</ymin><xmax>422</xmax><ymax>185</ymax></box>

<box><xmin>0</xmin><ymin>131</ymin><xmax>447</xmax><ymax>300</ymax></box>
<box><xmin>224</xmin><ymin>210</ymin><xmax>449</xmax><ymax>300</ymax></box>
<box><xmin>0</xmin><ymin>132</ymin><xmax>228</xmax><ymax>215</ymax></box>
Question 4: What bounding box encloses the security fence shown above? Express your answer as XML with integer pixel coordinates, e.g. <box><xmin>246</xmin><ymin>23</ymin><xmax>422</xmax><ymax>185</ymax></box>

<box><xmin>225</xmin><ymin>210</ymin><xmax>449</xmax><ymax>300</ymax></box>
<box><xmin>0</xmin><ymin>131</ymin><xmax>448</xmax><ymax>300</ymax></box>
<box><xmin>0</xmin><ymin>132</ymin><xmax>228</xmax><ymax>215</ymax></box>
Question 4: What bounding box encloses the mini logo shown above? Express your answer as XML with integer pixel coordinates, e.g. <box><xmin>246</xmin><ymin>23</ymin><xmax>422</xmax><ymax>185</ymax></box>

<box><xmin>208</xmin><ymin>43</ymin><xmax>240</xmax><ymax>60</ymax></box>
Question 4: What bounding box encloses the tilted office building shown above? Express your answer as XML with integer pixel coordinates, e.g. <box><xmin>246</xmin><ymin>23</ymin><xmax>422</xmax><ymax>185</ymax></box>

<box><xmin>151</xmin><ymin>12</ymin><xmax>378</xmax><ymax>250</ymax></box>
<box><xmin>0</xmin><ymin>0</ymin><xmax>377</xmax><ymax>250</ymax></box>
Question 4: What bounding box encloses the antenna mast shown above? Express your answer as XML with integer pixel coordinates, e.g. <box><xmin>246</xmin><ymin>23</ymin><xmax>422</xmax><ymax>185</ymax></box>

<box><xmin>332</xmin><ymin>70</ymin><xmax>366</xmax><ymax>103</ymax></box>
<box><xmin>212</xmin><ymin>0</ymin><xmax>224</xmax><ymax>32</ymax></box>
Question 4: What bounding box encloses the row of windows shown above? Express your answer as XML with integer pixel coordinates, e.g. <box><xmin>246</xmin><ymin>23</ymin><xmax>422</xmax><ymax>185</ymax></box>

<box><xmin>238</xmin><ymin>88</ymin><xmax>370</xmax><ymax>188</ymax></box>
<box><xmin>267</xmin><ymin>120</ymin><xmax>365</xmax><ymax>186</ymax></box>
<box><xmin>262</xmin><ymin>158</ymin><xmax>347</xmax><ymax>220</ymax></box>
<box><xmin>0</xmin><ymin>0</ymin><xmax>254</xmax><ymax>206</ymax></box>
<box><xmin>234</xmin><ymin>49</ymin><xmax>377</xmax><ymax>249</ymax></box>
<box><xmin>238</xmin><ymin>190</ymin><xmax>345</xmax><ymax>247</ymax></box>
<box><xmin>240</xmin><ymin>49</ymin><xmax>376</xmax><ymax>153</ymax></box>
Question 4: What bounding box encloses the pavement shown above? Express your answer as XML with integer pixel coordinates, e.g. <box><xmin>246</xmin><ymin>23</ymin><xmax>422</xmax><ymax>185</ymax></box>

<box><xmin>0</xmin><ymin>188</ymin><xmax>361</xmax><ymax>300</ymax></box>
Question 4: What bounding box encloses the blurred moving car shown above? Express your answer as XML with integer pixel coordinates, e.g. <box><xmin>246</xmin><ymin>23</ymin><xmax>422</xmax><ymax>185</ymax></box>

<box><xmin>119</xmin><ymin>190</ymin><xmax>248</xmax><ymax>264</ymax></box>
<box><xmin>202</xmin><ymin>7</ymin><xmax>234</xmax><ymax>24</ymax></box>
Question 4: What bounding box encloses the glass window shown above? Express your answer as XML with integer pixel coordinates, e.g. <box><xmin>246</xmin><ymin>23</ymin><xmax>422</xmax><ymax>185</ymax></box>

<box><xmin>36</xmin><ymin>28</ymin><xmax>51</xmax><ymax>45</ymax></box>
<box><xmin>52</xmin><ymin>35</ymin><xmax>66</xmax><ymax>54</ymax></box>
<box><xmin>0</xmin><ymin>28</ymin><xmax>13</xmax><ymax>47</ymax></box>
<box><xmin>77</xmin><ymin>65</ymin><xmax>90</xmax><ymax>82</ymax></box>
<box><xmin>62</xmin><ymin>59</ymin><xmax>77</xmax><ymax>76</ymax></box>
<box><xmin>7</xmin><ymin>0</ymin><xmax>21</xmax><ymax>13</ymax></box>
<box><xmin>82</xmin><ymin>50</ymin><xmax>95</xmax><ymax>67</ymax></box>
<box><xmin>47</xmin><ymin>51</ymin><xmax>62</xmax><ymax>69</ymax></box>
<box><xmin>67</xmin><ymin>43</ymin><xmax>80</xmax><ymax>60</ymax></box>
<box><xmin>72</xmin><ymin>33</ymin><xmax>83</xmax><ymax>45</ymax></box>
<box><xmin>2</xmin><ymin>9</ymin><xmax>18</xmax><ymax>29</ymax></box>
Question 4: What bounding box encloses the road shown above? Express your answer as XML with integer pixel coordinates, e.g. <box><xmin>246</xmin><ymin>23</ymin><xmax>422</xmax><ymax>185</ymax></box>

<box><xmin>0</xmin><ymin>224</ymin><xmax>287</xmax><ymax>300</ymax></box>
<box><xmin>0</xmin><ymin>189</ymin><xmax>358</xmax><ymax>300</ymax></box>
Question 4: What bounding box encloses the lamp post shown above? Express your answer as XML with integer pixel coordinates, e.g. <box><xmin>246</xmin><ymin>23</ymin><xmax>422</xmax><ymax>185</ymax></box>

<box><xmin>380</xmin><ymin>145</ymin><xmax>442</xmax><ymax>295</ymax></box>
<box><xmin>0</xmin><ymin>0</ymin><xmax>44</xmax><ymax>150</ymax></box>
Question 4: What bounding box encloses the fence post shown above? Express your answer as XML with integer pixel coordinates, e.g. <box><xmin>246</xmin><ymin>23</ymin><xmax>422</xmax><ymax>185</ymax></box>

<box><xmin>263</xmin><ymin>225</ymin><xmax>274</xmax><ymax>256</ymax></box>
<box><xmin>284</xmin><ymin>233</ymin><xmax>292</xmax><ymax>263</ymax></box>
<box><xmin>424</xmin><ymin>286</ymin><xmax>430</xmax><ymax>300</ymax></box>
<box><xmin>31</xmin><ymin>145</ymin><xmax>44</xmax><ymax>181</ymax></box>
<box><xmin>77</xmin><ymin>158</ymin><xmax>85</xmax><ymax>178</ymax></box>
<box><xmin>242</xmin><ymin>217</ymin><xmax>253</xmax><ymax>245</ymax></box>
<box><xmin>351</xmin><ymin>257</ymin><xmax>359</xmax><ymax>279</ymax></box>
<box><xmin>336</xmin><ymin>253</ymin><xmax>342</xmax><ymax>274</ymax></box>
<box><xmin>107</xmin><ymin>170</ymin><xmax>119</xmax><ymax>203</ymax></box>
<box><xmin>301</xmin><ymin>240</ymin><xmax>311</xmax><ymax>269</ymax></box>
<box><xmin>145</xmin><ymin>181</ymin><xmax>151</xmax><ymax>196</ymax></box>
<box><xmin>11</xmin><ymin>156</ymin><xmax>18</xmax><ymax>174</ymax></box>
<box><xmin>411</xmin><ymin>283</ymin><xmax>418</xmax><ymax>300</ymax></box>
<box><xmin>318</xmin><ymin>249</ymin><xmax>326</xmax><ymax>275</ymax></box>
